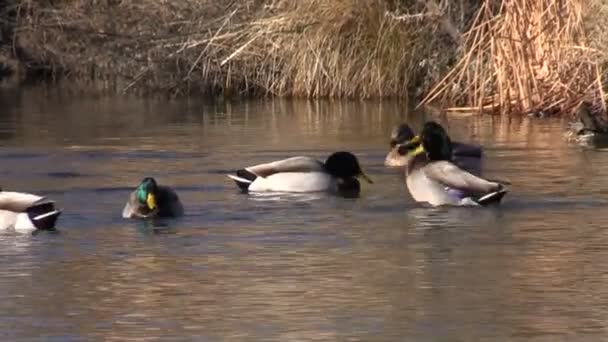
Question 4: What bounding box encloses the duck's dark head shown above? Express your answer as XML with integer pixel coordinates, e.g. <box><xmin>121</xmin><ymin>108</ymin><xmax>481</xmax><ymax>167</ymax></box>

<box><xmin>390</xmin><ymin>124</ymin><xmax>415</xmax><ymax>147</ymax></box>
<box><xmin>396</xmin><ymin>121</ymin><xmax>453</xmax><ymax>161</ymax></box>
<box><xmin>420</xmin><ymin>121</ymin><xmax>453</xmax><ymax>160</ymax></box>
<box><xmin>136</xmin><ymin>177</ymin><xmax>158</xmax><ymax>211</ymax></box>
<box><xmin>324</xmin><ymin>152</ymin><xmax>373</xmax><ymax>184</ymax></box>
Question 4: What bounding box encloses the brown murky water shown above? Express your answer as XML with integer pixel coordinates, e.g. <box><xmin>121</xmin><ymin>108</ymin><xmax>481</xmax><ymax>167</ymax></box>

<box><xmin>1</xmin><ymin>87</ymin><xmax>608</xmax><ymax>341</ymax></box>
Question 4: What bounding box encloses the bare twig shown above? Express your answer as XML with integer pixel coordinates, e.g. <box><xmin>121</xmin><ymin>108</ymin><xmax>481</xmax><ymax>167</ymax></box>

<box><xmin>420</xmin><ymin>0</ymin><xmax>602</xmax><ymax>117</ymax></box>
<box><xmin>185</xmin><ymin>9</ymin><xmax>237</xmax><ymax>81</ymax></box>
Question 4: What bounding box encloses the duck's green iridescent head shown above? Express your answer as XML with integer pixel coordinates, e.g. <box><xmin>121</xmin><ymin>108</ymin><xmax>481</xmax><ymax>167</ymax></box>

<box><xmin>136</xmin><ymin>177</ymin><xmax>158</xmax><ymax>210</ymax></box>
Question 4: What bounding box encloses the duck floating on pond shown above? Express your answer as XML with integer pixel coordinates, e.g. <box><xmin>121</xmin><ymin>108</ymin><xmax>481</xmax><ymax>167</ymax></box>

<box><xmin>398</xmin><ymin>121</ymin><xmax>507</xmax><ymax>207</ymax></box>
<box><xmin>227</xmin><ymin>151</ymin><xmax>372</xmax><ymax>197</ymax></box>
<box><xmin>385</xmin><ymin>122</ymin><xmax>484</xmax><ymax>176</ymax></box>
<box><xmin>565</xmin><ymin>101</ymin><xmax>608</xmax><ymax>147</ymax></box>
<box><xmin>0</xmin><ymin>189</ymin><xmax>61</xmax><ymax>233</ymax></box>
<box><xmin>122</xmin><ymin>177</ymin><xmax>184</xmax><ymax>219</ymax></box>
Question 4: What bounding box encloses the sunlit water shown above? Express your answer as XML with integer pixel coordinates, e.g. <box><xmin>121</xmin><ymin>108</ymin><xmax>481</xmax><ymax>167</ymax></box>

<box><xmin>1</xmin><ymin>87</ymin><xmax>608</xmax><ymax>341</ymax></box>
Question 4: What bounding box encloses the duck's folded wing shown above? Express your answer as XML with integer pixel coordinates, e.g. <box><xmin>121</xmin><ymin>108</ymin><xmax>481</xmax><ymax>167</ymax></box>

<box><xmin>452</xmin><ymin>142</ymin><xmax>483</xmax><ymax>157</ymax></box>
<box><xmin>0</xmin><ymin>191</ymin><xmax>44</xmax><ymax>212</ymax></box>
<box><xmin>245</xmin><ymin>156</ymin><xmax>325</xmax><ymax>177</ymax></box>
<box><xmin>158</xmin><ymin>186</ymin><xmax>184</xmax><ymax>216</ymax></box>
<box><xmin>424</xmin><ymin>161</ymin><xmax>499</xmax><ymax>194</ymax></box>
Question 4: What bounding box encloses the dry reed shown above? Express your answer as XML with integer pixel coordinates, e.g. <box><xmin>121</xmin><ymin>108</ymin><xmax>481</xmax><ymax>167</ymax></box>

<box><xmin>5</xmin><ymin>0</ymin><xmax>607</xmax><ymax>115</ymax></box>
<box><xmin>419</xmin><ymin>0</ymin><xmax>605</xmax><ymax>117</ymax></box>
<box><xmin>7</xmin><ymin>0</ymin><xmax>462</xmax><ymax>98</ymax></box>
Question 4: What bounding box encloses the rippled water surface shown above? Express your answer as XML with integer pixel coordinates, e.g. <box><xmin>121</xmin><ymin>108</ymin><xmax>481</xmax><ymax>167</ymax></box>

<box><xmin>1</xmin><ymin>87</ymin><xmax>608</xmax><ymax>341</ymax></box>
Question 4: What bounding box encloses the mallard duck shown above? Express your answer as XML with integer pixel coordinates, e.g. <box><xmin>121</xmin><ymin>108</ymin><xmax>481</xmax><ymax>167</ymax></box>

<box><xmin>565</xmin><ymin>101</ymin><xmax>608</xmax><ymax>147</ymax></box>
<box><xmin>399</xmin><ymin>121</ymin><xmax>507</xmax><ymax>207</ymax></box>
<box><xmin>385</xmin><ymin>123</ymin><xmax>484</xmax><ymax>174</ymax></box>
<box><xmin>227</xmin><ymin>151</ymin><xmax>372</xmax><ymax>196</ymax></box>
<box><xmin>122</xmin><ymin>177</ymin><xmax>184</xmax><ymax>218</ymax></box>
<box><xmin>384</xmin><ymin>124</ymin><xmax>416</xmax><ymax>167</ymax></box>
<box><xmin>0</xmin><ymin>189</ymin><xmax>61</xmax><ymax>233</ymax></box>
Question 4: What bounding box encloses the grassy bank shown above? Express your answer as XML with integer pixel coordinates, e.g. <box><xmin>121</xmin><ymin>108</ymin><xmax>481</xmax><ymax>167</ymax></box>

<box><xmin>0</xmin><ymin>0</ymin><xmax>606</xmax><ymax>116</ymax></box>
<box><xmin>0</xmin><ymin>0</ymin><xmax>476</xmax><ymax>98</ymax></box>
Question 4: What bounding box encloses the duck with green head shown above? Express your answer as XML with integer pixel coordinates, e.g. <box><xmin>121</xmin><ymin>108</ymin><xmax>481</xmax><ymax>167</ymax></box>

<box><xmin>399</xmin><ymin>121</ymin><xmax>507</xmax><ymax>207</ymax></box>
<box><xmin>122</xmin><ymin>177</ymin><xmax>184</xmax><ymax>218</ymax></box>
<box><xmin>385</xmin><ymin>123</ymin><xmax>483</xmax><ymax>175</ymax></box>
<box><xmin>227</xmin><ymin>151</ymin><xmax>372</xmax><ymax>197</ymax></box>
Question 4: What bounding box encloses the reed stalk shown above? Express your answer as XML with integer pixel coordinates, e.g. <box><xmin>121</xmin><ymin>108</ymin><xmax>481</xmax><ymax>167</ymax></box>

<box><xmin>420</xmin><ymin>0</ymin><xmax>604</xmax><ymax>117</ymax></box>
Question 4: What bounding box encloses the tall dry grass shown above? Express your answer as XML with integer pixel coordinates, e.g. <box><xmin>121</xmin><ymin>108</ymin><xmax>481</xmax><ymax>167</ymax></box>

<box><xmin>8</xmin><ymin>0</ymin><xmax>466</xmax><ymax>98</ymax></box>
<box><xmin>419</xmin><ymin>0</ymin><xmax>604</xmax><ymax>116</ymax></box>
<box><xmin>4</xmin><ymin>0</ymin><xmax>606</xmax><ymax>116</ymax></box>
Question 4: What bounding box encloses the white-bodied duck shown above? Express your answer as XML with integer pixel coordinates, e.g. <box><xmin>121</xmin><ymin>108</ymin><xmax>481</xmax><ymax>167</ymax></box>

<box><xmin>227</xmin><ymin>151</ymin><xmax>372</xmax><ymax>197</ymax></box>
<box><xmin>399</xmin><ymin>121</ymin><xmax>507</xmax><ymax>207</ymax></box>
<box><xmin>0</xmin><ymin>189</ymin><xmax>61</xmax><ymax>233</ymax></box>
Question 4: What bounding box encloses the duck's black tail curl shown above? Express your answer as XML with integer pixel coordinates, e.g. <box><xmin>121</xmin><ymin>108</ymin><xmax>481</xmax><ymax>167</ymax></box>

<box><xmin>26</xmin><ymin>201</ymin><xmax>61</xmax><ymax>230</ymax></box>
<box><xmin>475</xmin><ymin>190</ymin><xmax>508</xmax><ymax>206</ymax></box>
<box><xmin>227</xmin><ymin>169</ymin><xmax>258</xmax><ymax>192</ymax></box>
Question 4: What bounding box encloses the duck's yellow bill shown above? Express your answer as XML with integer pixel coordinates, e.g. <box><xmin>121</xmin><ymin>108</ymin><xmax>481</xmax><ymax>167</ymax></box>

<box><xmin>409</xmin><ymin>135</ymin><xmax>421</xmax><ymax>144</ymax></box>
<box><xmin>146</xmin><ymin>193</ymin><xmax>157</xmax><ymax>210</ymax></box>
<box><xmin>359</xmin><ymin>171</ymin><xmax>373</xmax><ymax>184</ymax></box>
<box><xmin>410</xmin><ymin>143</ymin><xmax>425</xmax><ymax>156</ymax></box>
<box><xmin>400</xmin><ymin>135</ymin><xmax>425</xmax><ymax>157</ymax></box>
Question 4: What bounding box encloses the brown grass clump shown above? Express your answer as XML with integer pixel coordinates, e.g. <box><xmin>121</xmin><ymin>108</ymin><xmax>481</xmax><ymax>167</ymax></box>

<box><xmin>244</xmin><ymin>0</ymin><xmax>425</xmax><ymax>98</ymax></box>
<box><xmin>419</xmin><ymin>0</ymin><xmax>605</xmax><ymax>117</ymax></box>
<box><xmin>9</xmin><ymin>0</ymin><xmax>604</xmax><ymax>114</ymax></box>
<box><xmin>10</xmin><ymin>0</ymin><xmax>455</xmax><ymax>98</ymax></box>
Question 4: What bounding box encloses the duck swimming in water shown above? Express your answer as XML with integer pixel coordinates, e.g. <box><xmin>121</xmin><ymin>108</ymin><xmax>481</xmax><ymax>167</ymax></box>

<box><xmin>122</xmin><ymin>177</ymin><xmax>184</xmax><ymax>219</ymax></box>
<box><xmin>385</xmin><ymin>123</ymin><xmax>483</xmax><ymax>175</ymax></box>
<box><xmin>565</xmin><ymin>101</ymin><xmax>608</xmax><ymax>147</ymax></box>
<box><xmin>384</xmin><ymin>124</ymin><xmax>417</xmax><ymax>167</ymax></box>
<box><xmin>0</xmin><ymin>189</ymin><xmax>61</xmax><ymax>233</ymax></box>
<box><xmin>227</xmin><ymin>151</ymin><xmax>372</xmax><ymax>197</ymax></box>
<box><xmin>399</xmin><ymin>121</ymin><xmax>507</xmax><ymax>207</ymax></box>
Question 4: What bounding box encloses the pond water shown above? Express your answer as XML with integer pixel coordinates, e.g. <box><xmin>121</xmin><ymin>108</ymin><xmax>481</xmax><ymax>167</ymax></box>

<box><xmin>1</xmin><ymin>86</ymin><xmax>608</xmax><ymax>341</ymax></box>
